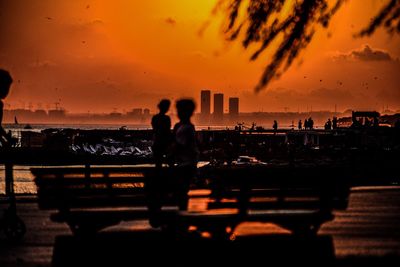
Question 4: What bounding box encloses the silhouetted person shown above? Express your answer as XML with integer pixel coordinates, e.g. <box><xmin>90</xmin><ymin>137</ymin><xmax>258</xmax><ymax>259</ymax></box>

<box><xmin>148</xmin><ymin>99</ymin><xmax>172</xmax><ymax>227</ymax></box>
<box><xmin>0</xmin><ymin>69</ymin><xmax>13</xmax><ymax>146</ymax></box>
<box><xmin>304</xmin><ymin>118</ymin><xmax>308</xmax><ymax>130</ymax></box>
<box><xmin>308</xmin><ymin>117</ymin><xmax>314</xmax><ymax>129</ymax></box>
<box><xmin>332</xmin><ymin>116</ymin><xmax>338</xmax><ymax>129</ymax></box>
<box><xmin>172</xmin><ymin>99</ymin><xmax>198</xmax><ymax>211</ymax></box>
<box><xmin>298</xmin><ymin>120</ymin><xmax>302</xmax><ymax>130</ymax></box>
<box><xmin>324</xmin><ymin>118</ymin><xmax>332</xmax><ymax>130</ymax></box>
<box><xmin>273</xmin><ymin>120</ymin><xmax>278</xmax><ymax>133</ymax></box>
<box><xmin>151</xmin><ymin>99</ymin><xmax>172</xmax><ymax>168</ymax></box>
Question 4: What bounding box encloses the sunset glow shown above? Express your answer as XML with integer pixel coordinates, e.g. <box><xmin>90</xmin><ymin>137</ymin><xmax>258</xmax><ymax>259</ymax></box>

<box><xmin>1</xmin><ymin>0</ymin><xmax>399</xmax><ymax>115</ymax></box>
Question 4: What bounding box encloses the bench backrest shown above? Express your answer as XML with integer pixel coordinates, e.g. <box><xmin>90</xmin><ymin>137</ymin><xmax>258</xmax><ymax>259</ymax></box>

<box><xmin>32</xmin><ymin>166</ymin><xmax>175</xmax><ymax>210</ymax></box>
<box><xmin>204</xmin><ymin>164</ymin><xmax>350</xmax><ymax>212</ymax></box>
<box><xmin>33</xmin><ymin>164</ymin><xmax>350</xmax><ymax>213</ymax></box>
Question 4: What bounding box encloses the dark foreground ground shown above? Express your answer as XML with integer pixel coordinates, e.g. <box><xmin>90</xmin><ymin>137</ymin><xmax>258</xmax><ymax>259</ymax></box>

<box><xmin>1</xmin><ymin>187</ymin><xmax>400</xmax><ymax>267</ymax></box>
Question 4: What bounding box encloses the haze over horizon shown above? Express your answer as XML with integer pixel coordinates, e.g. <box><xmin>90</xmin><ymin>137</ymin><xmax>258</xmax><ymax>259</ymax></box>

<box><xmin>1</xmin><ymin>0</ymin><xmax>399</xmax><ymax>114</ymax></box>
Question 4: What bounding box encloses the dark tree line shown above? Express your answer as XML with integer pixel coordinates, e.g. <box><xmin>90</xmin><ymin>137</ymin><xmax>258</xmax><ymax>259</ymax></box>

<box><xmin>216</xmin><ymin>0</ymin><xmax>400</xmax><ymax>92</ymax></box>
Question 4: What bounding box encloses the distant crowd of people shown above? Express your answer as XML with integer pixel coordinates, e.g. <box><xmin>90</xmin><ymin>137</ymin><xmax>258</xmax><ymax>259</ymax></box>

<box><xmin>272</xmin><ymin>117</ymin><xmax>340</xmax><ymax>131</ymax></box>
<box><xmin>323</xmin><ymin>117</ymin><xmax>338</xmax><ymax>130</ymax></box>
<box><xmin>297</xmin><ymin>117</ymin><xmax>316</xmax><ymax>130</ymax></box>
<box><xmin>271</xmin><ymin>117</ymin><xmax>337</xmax><ymax>131</ymax></box>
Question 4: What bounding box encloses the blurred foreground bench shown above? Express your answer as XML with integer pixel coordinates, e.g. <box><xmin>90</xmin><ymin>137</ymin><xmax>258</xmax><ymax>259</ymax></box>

<box><xmin>32</xmin><ymin>163</ymin><xmax>350</xmax><ymax>238</ymax></box>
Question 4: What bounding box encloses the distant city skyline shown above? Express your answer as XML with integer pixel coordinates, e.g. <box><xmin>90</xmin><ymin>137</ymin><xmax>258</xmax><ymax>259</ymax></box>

<box><xmin>3</xmin><ymin>102</ymin><xmax>399</xmax><ymax>116</ymax></box>
<box><xmin>4</xmin><ymin>103</ymin><xmax>399</xmax><ymax>128</ymax></box>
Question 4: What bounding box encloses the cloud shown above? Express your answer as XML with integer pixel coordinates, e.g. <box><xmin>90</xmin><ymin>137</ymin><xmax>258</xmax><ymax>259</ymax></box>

<box><xmin>164</xmin><ymin>17</ymin><xmax>176</xmax><ymax>26</ymax></box>
<box><xmin>331</xmin><ymin>45</ymin><xmax>392</xmax><ymax>62</ymax></box>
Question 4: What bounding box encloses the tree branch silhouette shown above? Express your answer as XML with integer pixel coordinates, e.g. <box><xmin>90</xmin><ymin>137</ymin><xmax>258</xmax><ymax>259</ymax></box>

<box><xmin>218</xmin><ymin>0</ymin><xmax>400</xmax><ymax>93</ymax></box>
<box><xmin>358</xmin><ymin>0</ymin><xmax>400</xmax><ymax>36</ymax></box>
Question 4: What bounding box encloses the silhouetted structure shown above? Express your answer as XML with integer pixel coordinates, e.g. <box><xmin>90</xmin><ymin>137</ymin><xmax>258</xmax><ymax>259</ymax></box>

<box><xmin>213</xmin><ymin>93</ymin><xmax>223</xmax><ymax>124</ymax></box>
<box><xmin>200</xmin><ymin>90</ymin><xmax>211</xmax><ymax>123</ymax></box>
<box><xmin>229</xmin><ymin>97</ymin><xmax>239</xmax><ymax>121</ymax></box>
<box><xmin>352</xmin><ymin>111</ymin><xmax>380</xmax><ymax>128</ymax></box>
<box><xmin>127</xmin><ymin>108</ymin><xmax>142</xmax><ymax>118</ymax></box>
<box><xmin>48</xmin><ymin>109</ymin><xmax>66</xmax><ymax>120</ymax></box>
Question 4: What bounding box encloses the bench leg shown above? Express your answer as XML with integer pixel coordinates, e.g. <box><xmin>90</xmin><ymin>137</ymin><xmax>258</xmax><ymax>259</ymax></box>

<box><xmin>277</xmin><ymin>220</ymin><xmax>321</xmax><ymax>237</ymax></box>
<box><xmin>210</xmin><ymin>226</ymin><xmax>234</xmax><ymax>240</ymax></box>
<box><xmin>203</xmin><ymin>223</ymin><xmax>238</xmax><ymax>240</ymax></box>
<box><xmin>67</xmin><ymin>219</ymin><xmax>120</xmax><ymax>237</ymax></box>
<box><xmin>2</xmin><ymin>207</ymin><xmax>26</xmax><ymax>241</ymax></box>
<box><xmin>68</xmin><ymin>222</ymin><xmax>96</xmax><ymax>237</ymax></box>
<box><xmin>291</xmin><ymin>223</ymin><xmax>321</xmax><ymax>237</ymax></box>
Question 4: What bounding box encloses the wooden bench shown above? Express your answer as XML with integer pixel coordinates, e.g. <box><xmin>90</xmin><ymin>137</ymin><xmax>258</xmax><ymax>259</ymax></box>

<box><xmin>32</xmin><ymin>163</ymin><xmax>350</xmax><ymax>238</ymax></box>
<box><xmin>32</xmin><ymin>165</ymin><xmax>191</xmax><ymax>235</ymax></box>
<box><xmin>176</xmin><ymin>163</ymin><xmax>350</xmax><ymax>238</ymax></box>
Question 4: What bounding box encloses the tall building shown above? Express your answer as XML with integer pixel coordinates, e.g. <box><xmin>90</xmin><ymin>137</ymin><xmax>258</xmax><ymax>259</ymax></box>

<box><xmin>213</xmin><ymin>93</ymin><xmax>224</xmax><ymax>123</ymax></box>
<box><xmin>201</xmin><ymin>90</ymin><xmax>211</xmax><ymax>113</ymax></box>
<box><xmin>200</xmin><ymin>90</ymin><xmax>211</xmax><ymax>124</ymax></box>
<box><xmin>229</xmin><ymin>97</ymin><xmax>239</xmax><ymax>120</ymax></box>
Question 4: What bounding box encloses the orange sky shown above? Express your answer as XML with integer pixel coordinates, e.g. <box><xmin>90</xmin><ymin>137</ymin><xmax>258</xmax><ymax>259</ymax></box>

<box><xmin>0</xmin><ymin>0</ymin><xmax>399</xmax><ymax>113</ymax></box>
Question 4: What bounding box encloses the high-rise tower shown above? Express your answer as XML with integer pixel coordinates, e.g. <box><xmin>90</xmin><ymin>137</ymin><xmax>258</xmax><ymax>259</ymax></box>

<box><xmin>213</xmin><ymin>93</ymin><xmax>224</xmax><ymax>123</ymax></box>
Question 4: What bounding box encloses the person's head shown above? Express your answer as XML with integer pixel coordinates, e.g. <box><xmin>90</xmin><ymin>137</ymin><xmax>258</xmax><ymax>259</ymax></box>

<box><xmin>0</xmin><ymin>69</ymin><xmax>13</xmax><ymax>99</ymax></box>
<box><xmin>157</xmin><ymin>99</ymin><xmax>170</xmax><ymax>114</ymax></box>
<box><xmin>176</xmin><ymin>98</ymin><xmax>195</xmax><ymax>122</ymax></box>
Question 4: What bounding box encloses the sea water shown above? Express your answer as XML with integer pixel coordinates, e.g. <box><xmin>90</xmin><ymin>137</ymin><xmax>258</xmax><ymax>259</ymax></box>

<box><xmin>0</xmin><ymin>122</ymin><xmax>313</xmax><ymax>195</ymax></box>
<box><xmin>0</xmin><ymin>123</ymin><xmax>154</xmax><ymax>195</ymax></box>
